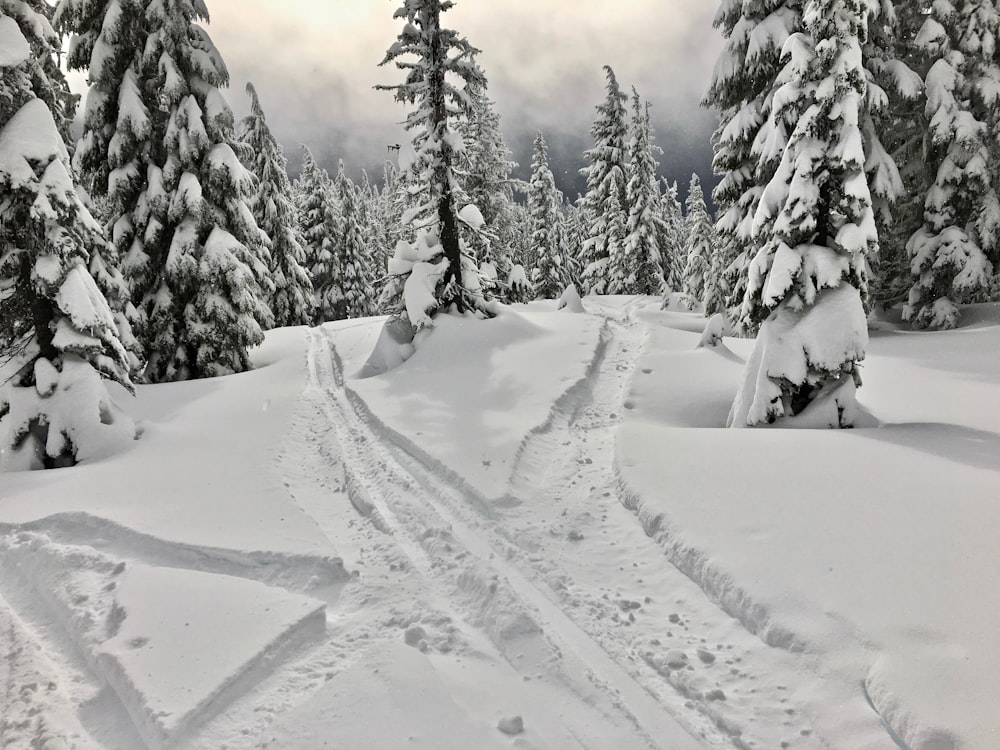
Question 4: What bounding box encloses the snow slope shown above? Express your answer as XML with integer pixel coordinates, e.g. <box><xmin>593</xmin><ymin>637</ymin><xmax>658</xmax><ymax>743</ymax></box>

<box><xmin>617</xmin><ymin>302</ymin><xmax>1000</xmax><ymax>750</ymax></box>
<box><xmin>1</xmin><ymin>300</ymin><xmax>997</xmax><ymax>750</ymax></box>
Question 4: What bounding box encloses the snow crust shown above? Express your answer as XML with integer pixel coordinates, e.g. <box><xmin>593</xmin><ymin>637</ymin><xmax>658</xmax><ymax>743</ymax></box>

<box><xmin>0</xmin><ymin>16</ymin><xmax>30</xmax><ymax>67</ymax></box>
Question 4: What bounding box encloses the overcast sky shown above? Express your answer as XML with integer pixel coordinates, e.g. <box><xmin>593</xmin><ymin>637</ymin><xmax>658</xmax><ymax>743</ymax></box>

<box><xmin>206</xmin><ymin>1</ymin><xmax>723</xmax><ymax>201</ymax></box>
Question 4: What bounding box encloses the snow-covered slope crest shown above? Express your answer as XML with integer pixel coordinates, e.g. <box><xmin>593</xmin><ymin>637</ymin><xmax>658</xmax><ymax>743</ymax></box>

<box><xmin>340</xmin><ymin>308</ymin><xmax>607</xmax><ymax>503</ymax></box>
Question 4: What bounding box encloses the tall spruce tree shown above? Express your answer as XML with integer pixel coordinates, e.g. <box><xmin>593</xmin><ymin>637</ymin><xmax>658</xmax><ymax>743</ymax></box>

<box><xmin>580</xmin><ymin>66</ymin><xmax>629</xmax><ymax>295</ymax></box>
<box><xmin>682</xmin><ymin>174</ymin><xmax>714</xmax><ymax>306</ymax></box>
<box><xmin>337</xmin><ymin>183</ymin><xmax>376</xmax><ymax>319</ymax></box>
<box><xmin>705</xmin><ymin>0</ymin><xmax>805</xmax><ymax>329</ymax></box>
<box><xmin>55</xmin><ymin>0</ymin><xmax>273</xmax><ymax>382</ymax></box>
<box><xmin>1</xmin><ymin>4</ymin><xmax>134</xmax><ymax>470</ymax></box>
<box><xmin>528</xmin><ymin>132</ymin><xmax>566</xmax><ymax>299</ymax></box>
<box><xmin>902</xmin><ymin>0</ymin><xmax>999</xmax><ymax>328</ymax></box>
<box><xmin>239</xmin><ymin>83</ymin><xmax>314</xmax><ymax>328</ymax></box>
<box><xmin>657</xmin><ymin>180</ymin><xmax>686</xmax><ymax>293</ymax></box>
<box><xmin>622</xmin><ymin>90</ymin><xmax>665</xmax><ymax>295</ymax></box>
<box><xmin>730</xmin><ymin>0</ymin><xmax>878</xmax><ymax>428</ymax></box>
<box><xmin>377</xmin><ymin>0</ymin><xmax>493</xmax><ymax>328</ymax></box>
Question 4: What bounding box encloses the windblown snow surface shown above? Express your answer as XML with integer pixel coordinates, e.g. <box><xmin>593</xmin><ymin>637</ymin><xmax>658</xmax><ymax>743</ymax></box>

<box><xmin>0</xmin><ymin>297</ymin><xmax>997</xmax><ymax>750</ymax></box>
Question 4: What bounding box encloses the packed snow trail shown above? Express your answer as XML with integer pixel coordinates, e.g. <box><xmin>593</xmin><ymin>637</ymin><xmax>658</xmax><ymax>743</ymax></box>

<box><xmin>303</xmin><ymin>326</ymin><xmax>705</xmax><ymax>749</ymax></box>
<box><xmin>319</xmin><ymin>299</ymin><xmax>879</xmax><ymax>750</ymax></box>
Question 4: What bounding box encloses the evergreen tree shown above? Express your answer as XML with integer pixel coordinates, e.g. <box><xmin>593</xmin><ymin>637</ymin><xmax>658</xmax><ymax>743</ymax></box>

<box><xmin>682</xmin><ymin>174</ymin><xmax>714</xmax><ymax>307</ymax></box>
<box><xmin>580</xmin><ymin>66</ymin><xmax>629</xmax><ymax>295</ymax></box>
<box><xmin>337</xmin><ymin>184</ymin><xmax>376</xmax><ymax>319</ymax></box>
<box><xmin>1</xmin><ymin>6</ymin><xmax>134</xmax><ymax>470</ymax></box>
<box><xmin>657</xmin><ymin>180</ymin><xmax>686</xmax><ymax>293</ymax></box>
<box><xmin>293</xmin><ymin>145</ymin><xmax>334</xmax><ymax>275</ymax></box>
<box><xmin>377</xmin><ymin>0</ymin><xmax>493</xmax><ymax>328</ymax></box>
<box><xmin>604</xmin><ymin>171</ymin><xmax>629</xmax><ymax>295</ymax></box>
<box><xmin>730</xmin><ymin>0</ymin><xmax>878</xmax><ymax>428</ymax></box>
<box><xmin>622</xmin><ymin>90</ymin><xmax>664</xmax><ymax>295</ymax></box>
<box><xmin>902</xmin><ymin>0</ymin><xmax>999</xmax><ymax>328</ymax></box>
<box><xmin>528</xmin><ymin>132</ymin><xmax>565</xmax><ymax>299</ymax></box>
<box><xmin>463</xmin><ymin>75</ymin><xmax>519</xmax><ymax>274</ymax></box>
<box><xmin>239</xmin><ymin>83</ymin><xmax>314</xmax><ymax>328</ymax></box>
<box><xmin>55</xmin><ymin>0</ymin><xmax>273</xmax><ymax>382</ymax></box>
<box><xmin>705</xmin><ymin>0</ymin><xmax>804</xmax><ymax>330</ymax></box>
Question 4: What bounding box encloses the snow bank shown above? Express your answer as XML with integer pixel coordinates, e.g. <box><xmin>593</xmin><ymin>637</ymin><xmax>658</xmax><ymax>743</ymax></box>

<box><xmin>615</xmin><ymin>308</ymin><xmax>1000</xmax><ymax>750</ymax></box>
<box><xmin>340</xmin><ymin>309</ymin><xmax>605</xmax><ymax>502</ymax></box>
<box><xmin>0</xmin><ymin>327</ymin><xmax>340</xmax><ymax>559</ymax></box>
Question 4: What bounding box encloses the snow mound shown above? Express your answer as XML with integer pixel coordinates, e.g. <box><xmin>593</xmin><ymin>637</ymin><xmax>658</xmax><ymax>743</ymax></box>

<box><xmin>341</xmin><ymin>309</ymin><xmax>605</xmax><ymax>501</ymax></box>
<box><xmin>556</xmin><ymin>283</ymin><xmax>585</xmax><ymax>313</ymax></box>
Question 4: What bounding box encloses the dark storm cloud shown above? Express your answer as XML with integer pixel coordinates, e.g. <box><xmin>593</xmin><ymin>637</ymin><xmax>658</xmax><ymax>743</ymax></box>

<box><xmin>208</xmin><ymin>1</ymin><xmax>723</xmax><ymax>201</ymax></box>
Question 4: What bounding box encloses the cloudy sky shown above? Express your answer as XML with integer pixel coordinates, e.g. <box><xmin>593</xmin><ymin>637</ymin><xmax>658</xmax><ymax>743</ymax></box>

<box><xmin>205</xmin><ymin>1</ymin><xmax>723</xmax><ymax>200</ymax></box>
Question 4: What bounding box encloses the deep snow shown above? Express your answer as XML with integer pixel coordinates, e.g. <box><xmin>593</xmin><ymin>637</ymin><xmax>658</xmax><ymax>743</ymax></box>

<box><xmin>0</xmin><ymin>298</ymin><xmax>997</xmax><ymax>750</ymax></box>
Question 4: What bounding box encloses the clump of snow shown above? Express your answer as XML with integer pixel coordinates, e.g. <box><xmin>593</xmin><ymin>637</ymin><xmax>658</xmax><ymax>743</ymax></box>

<box><xmin>357</xmin><ymin>317</ymin><xmax>416</xmax><ymax>378</ymax></box>
<box><xmin>697</xmin><ymin>314</ymin><xmax>726</xmax><ymax>348</ymax></box>
<box><xmin>556</xmin><ymin>284</ymin><xmax>585</xmax><ymax>313</ymax></box>
<box><xmin>497</xmin><ymin>715</ymin><xmax>524</xmax><ymax>735</ymax></box>
<box><xmin>457</xmin><ymin>203</ymin><xmax>485</xmax><ymax>230</ymax></box>
<box><xmin>0</xmin><ymin>16</ymin><xmax>30</xmax><ymax>67</ymax></box>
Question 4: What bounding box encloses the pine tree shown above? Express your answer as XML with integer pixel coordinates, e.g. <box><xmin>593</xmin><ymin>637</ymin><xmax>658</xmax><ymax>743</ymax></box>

<box><xmin>657</xmin><ymin>180</ymin><xmax>686</xmax><ymax>293</ymax></box>
<box><xmin>55</xmin><ymin>0</ymin><xmax>273</xmax><ymax>382</ymax></box>
<box><xmin>730</xmin><ymin>0</ymin><xmax>878</xmax><ymax>428</ymax></box>
<box><xmin>1</xmin><ymin>5</ymin><xmax>134</xmax><ymax>470</ymax></box>
<box><xmin>580</xmin><ymin>66</ymin><xmax>629</xmax><ymax>295</ymax></box>
<box><xmin>293</xmin><ymin>145</ymin><xmax>334</xmax><ymax>277</ymax></box>
<box><xmin>377</xmin><ymin>0</ymin><xmax>493</xmax><ymax>328</ymax></box>
<box><xmin>902</xmin><ymin>0</ymin><xmax>999</xmax><ymax>328</ymax></box>
<box><xmin>239</xmin><ymin>83</ymin><xmax>314</xmax><ymax>328</ymax></box>
<box><xmin>705</xmin><ymin>0</ymin><xmax>805</xmax><ymax>329</ymax></box>
<box><xmin>622</xmin><ymin>90</ymin><xmax>664</xmax><ymax>296</ymax></box>
<box><xmin>337</xmin><ymin>184</ymin><xmax>376</xmax><ymax>319</ymax></box>
<box><xmin>682</xmin><ymin>174</ymin><xmax>714</xmax><ymax>307</ymax></box>
<box><xmin>528</xmin><ymin>132</ymin><xmax>565</xmax><ymax>299</ymax></box>
<box><xmin>463</xmin><ymin>75</ymin><xmax>519</xmax><ymax>274</ymax></box>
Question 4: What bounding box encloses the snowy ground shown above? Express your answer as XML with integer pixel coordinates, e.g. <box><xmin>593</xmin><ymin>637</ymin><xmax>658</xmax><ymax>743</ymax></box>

<box><xmin>1</xmin><ymin>297</ymin><xmax>997</xmax><ymax>750</ymax></box>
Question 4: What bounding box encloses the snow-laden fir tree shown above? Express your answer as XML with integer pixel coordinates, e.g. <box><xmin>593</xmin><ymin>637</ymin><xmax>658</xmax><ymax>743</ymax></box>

<box><xmin>377</xmin><ymin>0</ymin><xmax>495</xmax><ymax>329</ymax></box>
<box><xmin>336</xmin><ymin>183</ymin><xmax>376</xmax><ymax>319</ymax></box>
<box><xmin>862</xmin><ymin>1</ymin><xmax>928</xmax><ymax>311</ymax></box>
<box><xmin>528</xmin><ymin>132</ymin><xmax>567</xmax><ymax>299</ymax></box>
<box><xmin>579</xmin><ymin>66</ymin><xmax>629</xmax><ymax>295</ymax></box>
<box><xmin>730</xmin><ymin>0</ymin><xmax>879</xmax><ymax>429</ymax></box>
<box><xmin>902</xmin><ymin>0</ymin><xmax>999</xmax><ymax>329</ymax></box>
<box><xmin>622</xmin><ymin>90</ymin><xmax>664</xmax><ymax>296</ymax></box>
<box><xmin>463</xmin><ymin>74</ymin><xmax>520</xmax><ymax>279</ymax></box>
<box><xmin>55</xmin><ymin>0</ymin><xmax>273</xmax><ymax>382</ymax></box>
<box><xmin>293</xmin><ymin>145</ymin><xmax>335</xmax><ymax>278</ymax></box>
<box><xmin>1</xmin><ymin>6</ymin><xmax>135</xmax><ymax>470</ymax></box>
<box><xmin>705</xmin><ymin>0</ymin><xmax>804</xmax><ymax>329</ymax></box>
<box><xmin>657</xmin><ymin>180</ymin><xmax>686</xmax><ymax>293</ymax></box>
<box><xmin>239</xmin><ymin>83</ymin><xmax>314</xmax><ymax>328</ymax></box>
<box><xmin>681</xmin><ymin>174</ymin><xmax>714</xmax><ymax>307</ymax></box>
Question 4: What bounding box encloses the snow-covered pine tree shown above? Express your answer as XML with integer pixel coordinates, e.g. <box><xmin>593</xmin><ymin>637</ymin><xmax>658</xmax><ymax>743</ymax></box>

<box><xmin>681</xmin><ymin>174</ymin><xmax>714</xmax><ymax>307</ymax></box>
<box><xmin>240</xmin><ymin>83</ymin><xmax>314</xmax><ymax>328</ymax></box>
<box><xmin>622</xmin><ymin>90</ymin><xmax>664</xmax><ymax>296</ymax></box>
<box><xmin>730</xmin><ymin>0</ymin><xmax>878</xmax><ymax>428</ymax></box>
<box><xmin>463</xmin><ymin>74</ymin><xmax>519</xmax><ymax>276</ymax></box>
<box><xmin>55</xmin><ymin>0</ymin><xmax>273</xmax><ymax>382</ymax></box>
<box><xmin>603</xmin><ymin>171</ymin><xmax>629</xmax><ymax>295</ymax></box>
<box><xmin>528</xmin><ymin>132</ymin><xmax>566</xmax><ymax>299</ymax></box>
<box><xmin>656</xmin><ymin>180</ymin><xmax>686</xmax><ymax>293</ymax></box>
<box><xmin>705</xmin><ymin>0</ymin><xmax>804</xmax><ymax>330</ymax></box>
<box><xmin>293</xmin><ymin>145</ymin><xmax>334</xmax><ymax>278</ymax></box>
<box><xmin>580</xmin><ymin>66</ymin><xmax>629</xmax><ymax>295</ymax></box>
<box><xmin>377</xmin><ymin>0</ymin><xmax>494</xmax><ymax>329</ymax></box>
<box><xmin>1</xmin><ymin>6</ymin><xmax>134</xmax><ymax>470</ymax></box>
<box><xmin>337</xmin><ymin>184</ymin><xmax>376</xmax><ymax>319</ymax></box>
<box><xmin>902</xmin><ymin>0</ymin><xmax>999</xmax><ymax>329</ymax></box>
